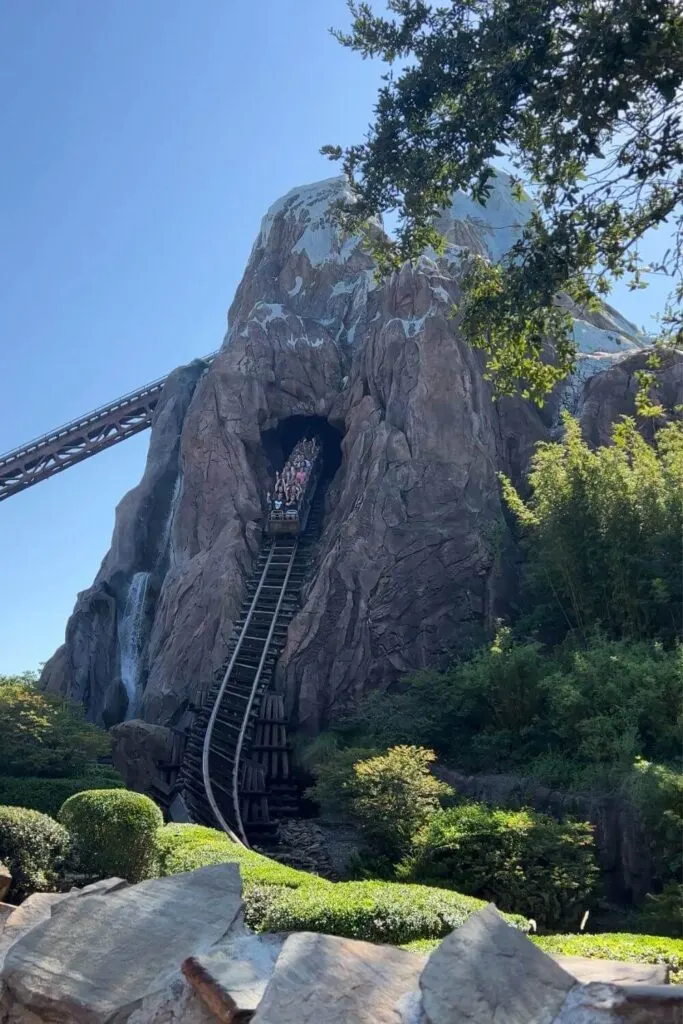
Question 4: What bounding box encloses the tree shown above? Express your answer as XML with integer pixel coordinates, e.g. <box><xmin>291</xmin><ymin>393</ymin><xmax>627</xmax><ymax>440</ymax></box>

<box><xmin>325</xmin><ymin>0</ymin><xmax>683</xmax><ymax>403</ymax></box>
<box><xmin>501</xmin><ymin>415</ymin><xmax>683</xmax><ymax>644</ymax></box>
<box><xmin>0</xmin><ymin>679</ymin><xmax>110</xmax><ymax>778</ymax></box>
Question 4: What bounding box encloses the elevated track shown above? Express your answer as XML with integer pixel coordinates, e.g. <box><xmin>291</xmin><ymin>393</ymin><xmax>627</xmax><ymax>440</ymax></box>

<box><xmin>0</xmin><ymin>354</ymin><xmax>216</xmax><ymax>502</ymax></box>
<box><xmin>178</xmin><ymin>482</ymin><xmax>327</xmax><ymax>845</ymax></box>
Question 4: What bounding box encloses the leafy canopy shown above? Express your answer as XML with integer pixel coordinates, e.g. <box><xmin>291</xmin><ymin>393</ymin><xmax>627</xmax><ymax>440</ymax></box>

<box><xmin>325</xmin><ymin>0</ymin><xmax>683</xmax><ymax>402</ymax></box>
<box><xmin>0</xmin><ymin>677</ymin><xmax>110</xmax><ymax>778</ymax></box>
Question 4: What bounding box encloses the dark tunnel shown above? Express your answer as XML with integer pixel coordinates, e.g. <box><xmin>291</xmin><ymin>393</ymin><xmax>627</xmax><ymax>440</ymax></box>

<box><xmin>260</xmin><ymin>415</ymin><xmax>343</xmax><ymax>482</ymax></box>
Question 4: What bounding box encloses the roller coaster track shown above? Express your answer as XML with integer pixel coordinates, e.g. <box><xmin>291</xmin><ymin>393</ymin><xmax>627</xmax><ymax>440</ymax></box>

<box><xmin>178</xmin><ymin>484</ymin><xmax>326</xmax><ymax>846</ymax></box>
<box><xmin>0</xmin><ymin>354</ymin><xmax>216</xmax><ymax>502</ymax></box>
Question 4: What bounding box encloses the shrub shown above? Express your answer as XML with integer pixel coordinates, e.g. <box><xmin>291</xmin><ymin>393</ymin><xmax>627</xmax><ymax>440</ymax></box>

<box><xmin>59</xmin><ymin>789</ymin><xmax>163</xmax><ymax>883</ymax></box>
<box><xmin>0</xmin><ymin>805</ymin><xmax>70</xmax><ymax>903</ymax></box>
<box><xmin>245</xmin><ymin>879</ymin><xmax>528</xmax><ymax>945</ymax></box>
<box><xmin>155</xmin><ymin>824</ymin><xmax>325</xmax><ymax>889</ymax></box>
<box><xmin>501</xmin><ymin>416</ymin><xmax>683</xmax><ymax>646</ymax></box>
<box><xmin>0</xmin><ymin>680</ymin><xmax>111</xmax><ymax>778</ymax></box>
<box><xmin>346</xmin><ymin>634</ymin><xmax>682</xmax><ymax>790</ymax></box>
<box><xmin>399</xmin><ymin>802</ymin><xmax>599</xmax><ymax>929</ymax></box>
<box><xmin>0</xmin><ymin>767</ymin><xmax>124</xmax><ymax>817</ymax></box>
<box><xmin>305</xmin><ymin>746</ymin><xmax>380</xmax><ymax>818</ymax></box>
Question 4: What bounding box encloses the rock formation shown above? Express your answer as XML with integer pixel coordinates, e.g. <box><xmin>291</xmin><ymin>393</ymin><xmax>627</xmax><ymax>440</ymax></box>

<box><xmin>1</xmin><ymin>867</ymin><xmax>678</xmax><ymax>1023</ymax></box>
<box><xmin>39</xmin><ymin>172</ymin><xmax>680</xmax><ymax>787</ymax></box>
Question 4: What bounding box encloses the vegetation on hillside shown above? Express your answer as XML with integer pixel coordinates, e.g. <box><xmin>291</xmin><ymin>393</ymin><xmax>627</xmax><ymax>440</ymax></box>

<box><xmin>325</xmin><ymin>0</ymin><xmax>682</xmax><ymax>403</ymax></box>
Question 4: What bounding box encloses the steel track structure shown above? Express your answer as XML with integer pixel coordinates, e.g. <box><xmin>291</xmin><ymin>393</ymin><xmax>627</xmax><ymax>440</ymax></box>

<box><xmin>178</xmin><ymin>485</ymin><xmax>326</xmax><ymax>846</ymax></box>
<box><xmin>0</xmin><ymin>354</ymin><xmax>216</xmax><ymax>502</ymax></box>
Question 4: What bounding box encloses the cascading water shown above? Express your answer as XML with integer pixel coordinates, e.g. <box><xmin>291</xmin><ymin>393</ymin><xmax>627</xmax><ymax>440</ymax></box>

<box><xmin>156</xmin><ymin>472</ymin><xmax>183</xmax><ymax>570</ymax></box>
<box><xmin>118</xmin><ymin>571</ymin><xmax>151</xmax><ymax>719</ymax></box>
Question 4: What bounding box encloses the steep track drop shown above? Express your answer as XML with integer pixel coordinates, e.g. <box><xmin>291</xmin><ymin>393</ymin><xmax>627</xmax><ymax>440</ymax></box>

<box><xmin>178</xmin><ymin>484</ymin><xmax>326</xmax><ymax>845</ymax></box>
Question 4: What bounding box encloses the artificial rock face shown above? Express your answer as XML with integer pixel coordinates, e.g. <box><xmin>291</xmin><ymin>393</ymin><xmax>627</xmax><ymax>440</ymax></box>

<box><xmin>41</xmin><ymin>173</ymin><xmax>671</xmax><ymax>785</ymax></box>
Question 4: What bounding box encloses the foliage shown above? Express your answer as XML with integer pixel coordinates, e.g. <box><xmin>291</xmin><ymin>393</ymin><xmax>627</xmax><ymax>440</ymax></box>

<box><xmin>155</xmin><ymin>824</ymin><xmax>325</xmax><ymax>889</ymax></box>
<box><xmin>501</xmin><ymin>416</ymin><xmax>683</xmax><ymax>644</ymax></box>
<box><xmin>533</xmin><ymin>933</ymin><xmax>683</xmax><ymax>985</ymax></box>
<box><xmin>0</xmin><ymin>679</ymin><xmax>110</xmax><ymax>778</ymax></box>
<box><xmin>325</xmin><ymin>0</ymin><xmax>682</xmax><ymax>402</ymax></box>
<box><xmin>245</xmin><ymin>880</ymin><xmax>527</xmax><ymax>945</ymax></box>
<box><xmin>349</xmin><ymin>746</ymin><xmax>453</xmax><ymax>861</ymax></box>
<box><xmin>404</xmin><ymin>933</ymin><xmax>683</xmax><ymax>983</ymax></box>
<box><xmin>305</xmin><ymin>745</ymin><xmax>380</xmax><ymax>818</ymax></box>
<box><xmin>0</xmin><ymin>767</ymin><xmax>124</xmax><ymax>817</ymax></box>
<box><xmin>0</xmin><ymin>805</ymin><xmax>70</xmax><ymax>903</ymax></box>
<box><xmin>398</xmin><ymin>803</ymin><xmax>599</xmax><ymax>929</ymax></box>
<box><xmin>346</xmin><ymin>633</ymin><xmax>682</xmax><ymax>790</ymax></box>
<box><xmin>59</xmin><ymin>789</ymin><xmax>163</xmax><ymax>883</ymax></box>
<box><xmin>633</xmin><ymin>884</ymin><xmax>683</xmax><ymax>940</ymax></box>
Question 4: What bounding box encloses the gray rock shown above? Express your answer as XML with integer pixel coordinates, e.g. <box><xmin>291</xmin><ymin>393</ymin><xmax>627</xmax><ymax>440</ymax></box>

<box><xmin>251</xmin><ymin>930</ymin><xmax>425</xmax><ymax>1023</ymax></box>
<box><xmin>553</xmin><ymin>955</ymin><xmax>667</xmax><ymax>987</ymax></box>
<box><xmin>552</xmin><ymin>982</ymin><xmax>683</xmax><ymax>1023</ymax></box>
<box><xmin>182</xmin><ymin>933</ymin><xmax>284</xmax><ymax>1021</ymax></box>
<box><xmin>420</xmin><ymin>903</ymin><xmax>575</xmax><ymax>1024</ymax></box>
<box><xmin>0</xmin><ymin>893</ymin><xmax>66</xmax><ymax>970</ymax></box>
<box><xmin>0</xmin><ymin>864</ymin><xmax>242</xmax><ymax>1023</ymax></box>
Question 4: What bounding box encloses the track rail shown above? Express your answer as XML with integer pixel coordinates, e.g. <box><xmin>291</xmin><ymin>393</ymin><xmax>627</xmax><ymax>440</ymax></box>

<box><xmin>179</xmin><ymin>484</ymin><xmax>327</xmax><ymax>844</ymax></box>
<box><xmin>0</xmin><ymin>353</ymin><xmax>216</xmax><ymax>502</ymax></box>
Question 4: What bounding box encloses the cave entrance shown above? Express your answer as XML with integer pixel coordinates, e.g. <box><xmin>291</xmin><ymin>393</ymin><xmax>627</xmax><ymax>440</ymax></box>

<box><xmin>261</xmin><ymin>415</ymin><xmax>343</xmax><ymax>483</ymax></box>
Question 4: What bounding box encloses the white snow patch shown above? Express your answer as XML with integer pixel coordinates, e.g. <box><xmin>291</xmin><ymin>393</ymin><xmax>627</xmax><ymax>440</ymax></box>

<box><xmin>256</xmin><ymin>176</ymin><xmax>364</xmax><ymax>268</ymax></box>
<box><xmin>252</xmin><ymin>302</ymin><xmax>287</xmax><ymax>328</ymax></box>
<box><xmin>330</xmin><ymin>277</ymin><xmax>360</xmax><ymax>297</ymax></box>
<box><xmin>438</xmin><ymin>170</ymin><xmax>534</xmax><ymax>263</ymax></box>
<box><xmin>287</xmin><ymin>276</ymin><xmax>303</xmax><ymax>297</ymax></box>
<box><xmin>572</xmin><ymin>318</ymin><xmax>644</xmax><ymax>357</ymax></box>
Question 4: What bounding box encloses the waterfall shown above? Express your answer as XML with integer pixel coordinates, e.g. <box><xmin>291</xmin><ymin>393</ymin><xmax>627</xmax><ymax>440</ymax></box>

<box><xmin>118</xmin><ymin>571</ymin><xmax>151</xmax><ymax>720</ymax></box>
<box><xmin>157</xmin><ymin>472</ymin><xmax>183</xmax><ymax>570</ymax></box>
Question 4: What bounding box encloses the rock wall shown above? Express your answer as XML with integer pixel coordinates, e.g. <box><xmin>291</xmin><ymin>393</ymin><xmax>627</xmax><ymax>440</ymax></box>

<box><xmin>40</xmin><ymin>172</ymin><xmax>677</xmax><ymax>784</ymax></box>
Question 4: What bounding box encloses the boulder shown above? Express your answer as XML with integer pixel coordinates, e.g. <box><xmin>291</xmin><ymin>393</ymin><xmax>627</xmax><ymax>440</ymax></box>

<box><xmin>553</xmin><ymin>982</ymin><xmax>683</xmax><ymax>1023</ymax></box>
<box><xmin>110</xmin><ymin>719</ymin><xmax>174</xmax><ymax>793</ymax></box>
<box><xmin>251</xmin><ymin>931</ymin><xmax>425</xmax><ymax>1024</ymax></box>
<box><xmin>0</xmin><ymin>863</ymin><xmax>243</xmax><ymax>1023</ymax></box>
<box><xmin>420</xmin><ymin>903</ymin><xmax>575</xmax><ymax>1024</ymax></box>
<box><xmin>182</xmin><ymin>933</ymin><xmax>284</xmax><ymax>1022</ymax></box>
<box><xmin>553</xmin><ymin>955</ymin><xmax>667</xmax><ymax>987</ymax></box>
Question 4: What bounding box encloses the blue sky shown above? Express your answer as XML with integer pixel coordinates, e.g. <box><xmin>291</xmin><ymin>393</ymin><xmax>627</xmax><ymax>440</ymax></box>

<box><xmin>0</xmin><ymin>1</ymin><xmax>673</xmax><ymax>675</ymax></box>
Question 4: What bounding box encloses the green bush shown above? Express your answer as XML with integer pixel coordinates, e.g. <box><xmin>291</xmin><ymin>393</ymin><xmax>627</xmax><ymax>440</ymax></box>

<box><xmin>399</xmin><ymin>803</ymin><xmax>599</xmax><ymax>929</ymax></box>
<box><xmin>501</xmin><ymin>416</ymin><xmax>683</xmax><ymax>645</ymax></box>
<box><xmin>305</xmin><ymin>746</ymin><xmax>379</xmax><ymax>818</ymax></box>
<box><xmin>59</xmin><ymin>789</ymin><xmax>163</xmax><ymax>883</ymax></box>
<box><xmin>345</xmin><ymin>634</ymin><xmax>682</xmax><ymax>790</ymax></box>
<box><xmin>155</xmin><ymin>824</ymin><xmax>325</xmax><ymax>888</ymax></box>
<box><xmin>245</xmin><ymin>880</ymin><xmax>528</xmax><ymax>945</ymax></box>
<box><xmin>0</xmin><ymin>805</ymin><xmax>70</xmax><ymax>903</ymax></box>
<box><xmin>155</xmin><ymin>823</ymin><xmax>529</xmax><ymax>945</ymax></box>
<box><xmin>0</xmin><ymin>679</ymin><xmax>110</xmax><ymax>778</ymax></box>
<box><xmin>533</xmin><ymin>933</ymin><xmax>683</xmax><ymax>985</ymax></box>
<box><xmin>0</xmin><ymin>767</ymin><xmax>124</xmax><ymax>817</ymax></box>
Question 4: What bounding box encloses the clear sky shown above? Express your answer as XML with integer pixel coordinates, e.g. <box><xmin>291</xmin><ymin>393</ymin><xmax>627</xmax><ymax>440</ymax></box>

<box><xmin>0</xmin><ymin>1</ymin><xmax>673</xmax><ymax>675</ymax></box>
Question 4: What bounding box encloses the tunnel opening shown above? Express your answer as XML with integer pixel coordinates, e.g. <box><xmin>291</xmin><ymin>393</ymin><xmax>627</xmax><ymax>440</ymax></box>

<box><xmin>260</xmin><ymin>415</ymin><xmax>343</xmax><ymax>485</ymax></box>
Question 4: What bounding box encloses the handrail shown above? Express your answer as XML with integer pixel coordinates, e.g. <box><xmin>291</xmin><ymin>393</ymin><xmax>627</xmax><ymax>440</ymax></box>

<box><xmin>0</xmin><ymin>352</ymin><xmax>218</xmax><ymax>466</ymax></box>
<box><xmin>201</xmin><ymin>542</ymin><xmax>276</xmax><ymax>846</ymax></box>
<box><xmin>231</xmin><ymin>539</ymin><xmax>299</xmax><ymax>847</ymax></box>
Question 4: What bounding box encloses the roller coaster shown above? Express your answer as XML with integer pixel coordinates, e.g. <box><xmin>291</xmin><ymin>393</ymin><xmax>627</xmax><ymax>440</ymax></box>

<box><xmin>1</xmin><ymin>356</ymin><xmax>327</xmax><ymax>848</ymax></box>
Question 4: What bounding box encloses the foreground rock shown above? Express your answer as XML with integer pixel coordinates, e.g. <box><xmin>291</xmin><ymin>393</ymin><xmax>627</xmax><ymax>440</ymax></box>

<box><xmin>1</xmin><ymin>865</ymin><xmax>242</xmax><ymax>1022</ymax></box>
<box><xmin>251</xmin><ymin>931</ymin><xmax>424</xmax><ymax>1024</ymax></box>
<box><xmin>1</xmin><ymin>866</ymin><xmax>682</xmax><ymax>1023</ymax></box>
<box><xmin>421</xmin><ymin>903</ymin><xmax>575</xmax><ymax>1023</ymax></box>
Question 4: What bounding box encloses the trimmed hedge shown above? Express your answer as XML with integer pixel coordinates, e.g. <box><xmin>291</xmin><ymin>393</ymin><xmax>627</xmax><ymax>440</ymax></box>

<box><xmin>156</xmin><ymin>824</ymin><xmax>324</xmax><ymax>889</ymax></box>
<box><xmin>245</xmin><ymin>880</ymin><xmax>528</xmax><ymax>945</ymax></box>
<box><xmin>59</xmin><ymin>789</ymin><xmax>163</xmax><ymax>883</ymax></box>
<box><xmin>402</xmin><ymin>933</ymin><xmax>683</xmax><ymax>982</ymax></box>
<box><xmin>0</xmin><ymin>805</ymin><xmax>70</xmax><ymax>903</ymax></box>
<box><xmin>155</xmin><ymin>823</ymin><xmax>528</xmax><ymax>946</ymax></box>
<box><xmin>0</xmin><ymin>768</ymin><xmax>124</xmax><ymax>817</ymax></box>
